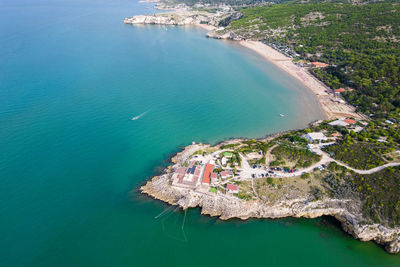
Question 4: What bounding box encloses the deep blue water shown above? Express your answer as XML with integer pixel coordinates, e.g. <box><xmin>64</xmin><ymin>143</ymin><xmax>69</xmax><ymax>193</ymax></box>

<box><xmin>1</xmin><ymin>0</ymin><xmax>400</xmax><ymax>266</ymax></box>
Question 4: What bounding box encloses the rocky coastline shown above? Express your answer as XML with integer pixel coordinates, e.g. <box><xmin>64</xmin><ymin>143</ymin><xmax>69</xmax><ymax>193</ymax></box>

<box><xmin>141</xmin><ymin>142</ymin><xmax>400</xmax><ymax>254</ymax></box>
<box><xmin>124</xmin><ymin>11</ymin><xmax>226</xmax><ymax>27</ymax></box>
<box><xmin>128</xmin><ymin>6</ymin><xmax>400</xmax><ymax>255</ymax></box>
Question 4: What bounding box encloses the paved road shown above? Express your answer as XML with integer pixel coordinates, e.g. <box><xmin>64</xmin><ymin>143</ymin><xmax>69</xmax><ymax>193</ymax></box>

<box><xmin>309</xmin><ymin>143</ymin><xmax>400</xmax><ymax>175</ymax></box>
<box><xmin>240</xmin><ymin>142</ymin><xmax>400</xmax><ymax>179</ymax></box>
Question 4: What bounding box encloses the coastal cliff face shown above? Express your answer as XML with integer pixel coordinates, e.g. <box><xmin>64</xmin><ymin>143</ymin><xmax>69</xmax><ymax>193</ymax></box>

<box><xmin>124</xmin><ymin>12</ymin><xmax>225</xmax><ymax>27</ymax></box>
<box><xmin>123</xmin><ymin>12</ymin><xmax>244</xmax><ymax>41</ymax></box>
<box><xmin>141</xmin><ymin>144</ymin><xmax>400</xmax><ymax>254</ymax></box>
<box><xmin>206</xmin><ymin>29</ymin><xmax>243</xmax><ymax>41</ymax></box>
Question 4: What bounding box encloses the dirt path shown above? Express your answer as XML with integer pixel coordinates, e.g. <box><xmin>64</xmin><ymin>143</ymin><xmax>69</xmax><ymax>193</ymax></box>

<box><xmin>265</xmin><ymin>144</ymin><xmax>278</xmax><ymax>166</ymax></box>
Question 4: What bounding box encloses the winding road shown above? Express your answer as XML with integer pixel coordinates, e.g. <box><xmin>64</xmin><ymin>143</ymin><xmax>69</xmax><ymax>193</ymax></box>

<box><xmin>241</xmin><ymin>142</ymin><xmax>400</xmax><ymax>179</ymax></box>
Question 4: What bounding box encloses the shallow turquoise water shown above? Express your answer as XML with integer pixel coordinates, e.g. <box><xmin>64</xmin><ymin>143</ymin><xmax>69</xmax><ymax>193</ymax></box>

<box><xmin>1</xmin><ymin>0</ymin><xmax>399</xmax><ymax>266</ymax></box>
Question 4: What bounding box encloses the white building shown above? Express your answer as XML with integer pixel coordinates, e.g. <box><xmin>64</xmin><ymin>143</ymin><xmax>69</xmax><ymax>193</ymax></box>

<box><xmin>328</xmin><ymin>119</ymin><xmax>349</xmax><ymax>127</ymax></box>
<box><xmin>302</xmin><ymin>132</ymin><xmax>328</xmax><ymax>143</ymax></box>
<box><xmin>221</xmin><ymin>157</ymin><xmax>227</xmax><ymax>166</ymax></box>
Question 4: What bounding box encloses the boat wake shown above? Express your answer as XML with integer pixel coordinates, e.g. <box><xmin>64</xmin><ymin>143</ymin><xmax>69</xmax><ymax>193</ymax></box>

<box><xmin>131</xmin><ymin>110</ymin><xmax>149</xmax><ymax>121</ymax></box>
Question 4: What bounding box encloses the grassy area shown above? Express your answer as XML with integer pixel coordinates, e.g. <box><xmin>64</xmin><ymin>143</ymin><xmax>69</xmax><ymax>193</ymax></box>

<box><xmin>271</xmin><ymin>144</ymin><xmax>321</xmax><ymax>168</ymax></box>
<box><xmin>234</xmin><ymin>180</ymin><xmax>255</xmax><ymax>200</ymax></box>
<box><xmin>238</xmin><ymin>140</ymin><xmax>274</xmax><ymax>155</ymax></box>
<box><xmin>253</xmin><ymin>172</ymin><xmax>325</xmax><ymax>202</ymax></box>
<box><xmin>220</xmin><ymin>143</ymin><xmax>240</xmax><ymax>149</ymax></box>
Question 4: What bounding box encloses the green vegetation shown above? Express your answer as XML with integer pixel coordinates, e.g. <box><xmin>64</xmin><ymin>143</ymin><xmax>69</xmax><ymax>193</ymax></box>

<box><xmin>324</xmin><ymin>141</ymin><xmax>389</xmax><ymax>169</ymax></box>
<box><xmin>323</xmin><ymin>122</ymin><xmax>399</xmax><ymax>169</ymax></box>
<box><xmin>226</xmin><ymin>2</ymin><xmax>400</xmax><ymax>119</ymax></box>
<box><xmin>353</xmin><ymin>167</ymin><xmax>400</xmax><ymax>226</ymax></box>
<box><xmin>271</xmin><ymin>143</ymin><xmax>321</xmax><ymax>168</ymax></box>
<box><xmin>220</xmin><ymin>143</ymin><xmax>240</xmax><ymax>149</ymax></box>
<box><xmin>223</xmin><ymin>151</ymin><xmax>233</xmax><ymax>157</ymax></box>
<box><xmin>324</xmin><ymin>164</ymin><xmax>400</xmax><ymax>226</ymax></box>
<box><xmin>301</xmin><ymin>172</ymin><xmax>310</xmax><ymax>179</ymax></box>
<box><xmin>240</xmin><ymin>139</ymin><xmax>274</xmax><ymax>153</ymax></box>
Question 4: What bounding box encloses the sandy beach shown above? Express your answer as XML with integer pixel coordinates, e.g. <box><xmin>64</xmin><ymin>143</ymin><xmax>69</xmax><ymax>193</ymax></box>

<box><xmin>239</xmin><ymin>40</ymin><xmax>363</xmax><ymax>120</ymax></box>
<box><xmin>195</xmin><ymin>24</ymin><xmax>216</xmax><ymax>31</ymax></box>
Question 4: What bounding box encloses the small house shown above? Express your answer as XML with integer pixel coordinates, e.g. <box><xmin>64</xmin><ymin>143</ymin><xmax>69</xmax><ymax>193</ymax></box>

<box><xmin>220</xmin><ymin>171</ymin><xmax>231</xmax><ymax>179</ymax></box>
<box><xmin>311</xmin><ymin>62</ymin><xmax>329</xmax><ymax>68</ymax></box>
<box><xmin>334</xmin><ymin>88</ymin><xmax>346</xmax><ymax>94</ymax></box>
<box><xmin>226</xmin><ymin>184</ymin><xmax>239</xmax><ymax>194</ymax></box>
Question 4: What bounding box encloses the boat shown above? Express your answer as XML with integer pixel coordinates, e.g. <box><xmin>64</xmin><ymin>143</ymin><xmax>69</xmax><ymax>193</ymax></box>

<box><xmin>131</xmin><ymin>110</ymin><xmax>148</xmax><ymax>121</ymax></box>
<box><xmin>280</xmin><ymin>114</ymin><xmax>285</xmax><ymax>117</ymax></box>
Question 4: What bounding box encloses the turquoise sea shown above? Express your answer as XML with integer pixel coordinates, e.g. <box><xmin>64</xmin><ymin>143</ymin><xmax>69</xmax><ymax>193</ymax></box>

<box><xmin>1</xmin><ymin>0</ymin><xmax>400</xmax><ymax>266</ymax></box>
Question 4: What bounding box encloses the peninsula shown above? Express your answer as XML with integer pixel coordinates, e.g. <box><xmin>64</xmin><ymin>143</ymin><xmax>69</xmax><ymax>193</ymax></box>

<box><xmin>127</xmin><ymin>0</ymin><xmax>400</xmax><ymax>254</ymax></box>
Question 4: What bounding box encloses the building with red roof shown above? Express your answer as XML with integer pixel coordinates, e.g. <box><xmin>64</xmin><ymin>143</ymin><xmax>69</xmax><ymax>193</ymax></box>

<box><xmin>334</xmin><ymin>88</ymin><xmax>346</xmax><ymax>93</ymax></box>
<box><xmin>344</xmin><ymin>118</ymin><xmax>357</xmax><ymax>125</ymax></box>
<box><xmin>311</xmin><ymin>62</ymin><xmax>329</xmax><ymax>68</ymax></box>
<box><xmin>220</xmin><ymin>171</ymin><xmax>231</xmax><ymax>179</ymax></box>
<box><xmin>210</xmin><ymin>172</ymin><xmax>217</xmax><ymax>183</ymax></box>
<box><xmin>202</xmin><ymin>163</ymin><xmax>213</xmax><ymax>185</ymax></box>
<box><xmin>226</xmin><ymin>184</ymin><xmax>239</xmax><ymax>194</ymax></box>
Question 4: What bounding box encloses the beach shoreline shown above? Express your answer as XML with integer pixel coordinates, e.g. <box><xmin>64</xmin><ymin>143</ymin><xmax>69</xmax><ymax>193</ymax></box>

<box><xmin>238</xmin><ymin>40</ymin><xmax>362</xmax><ymax>120</ymax></box>
<box><xmin>195</xmin><ymin>23</ymin><xmax>216</xmax><ymax>31</ymax></box>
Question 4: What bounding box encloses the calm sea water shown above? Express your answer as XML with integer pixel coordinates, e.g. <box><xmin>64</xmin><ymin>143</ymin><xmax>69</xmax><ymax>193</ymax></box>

<box><xmin>1</xmin><ymin>0</ymin><xmax>399</xmax><ymax>266</ymax></box>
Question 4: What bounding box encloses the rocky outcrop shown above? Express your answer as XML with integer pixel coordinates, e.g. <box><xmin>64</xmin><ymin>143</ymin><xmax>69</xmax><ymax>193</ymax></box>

<box><xmin>123</xmin><ymin>11</ymin><xmax>246</xmax><ymax>41</ymax></box>
<box><xmin>141</xmin><ymin>144</ymin><xmax>400</xmax><ymax>254</ymax></box>
<box><xmin>124</xmin><ymin>11</ymin><xmax>226</xmax><ymax>27</ymax></box>
<box><xmin>206</xmin><ymin>29</ymin><xmax>244</xmax><ymax>41</ymax></box>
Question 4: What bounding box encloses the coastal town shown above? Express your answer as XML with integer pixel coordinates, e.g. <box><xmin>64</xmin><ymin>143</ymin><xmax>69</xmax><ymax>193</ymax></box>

<box><xmin>167</xmin><ymin>117</ymin><xmax>398</xmax><ymax>200</ymax></box>
<box><xmin>142</xmin><ymin>114</ymin><xmax>400</xmax><ymax>253</ymax></box>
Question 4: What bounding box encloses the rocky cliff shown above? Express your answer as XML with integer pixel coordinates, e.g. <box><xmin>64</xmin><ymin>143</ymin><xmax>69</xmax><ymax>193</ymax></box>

<box><xmin>123</xmin><ymin>11</ymin><xmax>246</xmax><ymax>41</ymax></box>
<box><xmin>141</xmin><ymin>144</ymin><xmax>400</xmax><ymax>254</ymax></box>
<box><xmin>124</xmin><ymin>11</ymin><xmax>226</xmax><ymax>27</ymax></box>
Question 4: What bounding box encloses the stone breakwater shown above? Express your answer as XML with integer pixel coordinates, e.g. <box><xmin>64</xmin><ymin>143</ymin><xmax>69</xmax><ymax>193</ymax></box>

<box><xmin>141</xmin><ymin>143</ymin><xmax>400</xmax><ymax>254</ymax></box>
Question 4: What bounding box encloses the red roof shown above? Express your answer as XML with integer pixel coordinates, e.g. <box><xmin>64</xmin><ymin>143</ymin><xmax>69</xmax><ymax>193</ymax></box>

<box><xmin>211</xmin><ymin>173</ymin><xmax>217</xmax><ymax>179</ymax></box>
<box><xmin>335</xmin><ymin>88</ymin><xmax>346</xmax><ymax>93</ymax></box>
<box><xmin>344</xmin><ymin>119</ymin><xmax>356</xmax><ymax>124</ymax></box>
<box><xmin>202</xmin><ymin>164</ymin><xmax>213</xmax><ymax>184</ymax></box>
<box><xmin>221</xmin><ymin>171</ymin><xmax>230</xmax><ymax>177</ymax></box>
<box><xmin>311</xmin><ymin>62</ymin><xmax>329</xmax><ymax>68</ymax></box>
<box><xmin>226</xmin><ymin>184</ymin><xmax>238</xmax><ymax>191</ymax></box>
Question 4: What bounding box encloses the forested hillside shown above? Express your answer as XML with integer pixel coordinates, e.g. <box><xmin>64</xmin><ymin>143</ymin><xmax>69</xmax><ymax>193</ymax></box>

<box><xmin>224</xmin><ymin>2</ymin><xmax>400</xmax><ymax>119</ymax></box>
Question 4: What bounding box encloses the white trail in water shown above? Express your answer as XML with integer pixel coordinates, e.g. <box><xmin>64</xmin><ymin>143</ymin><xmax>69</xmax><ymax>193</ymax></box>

<box><xmin>131</xmin><ymin>110</ymin><xmax>149</xmax><ymax>121</ymax></box>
